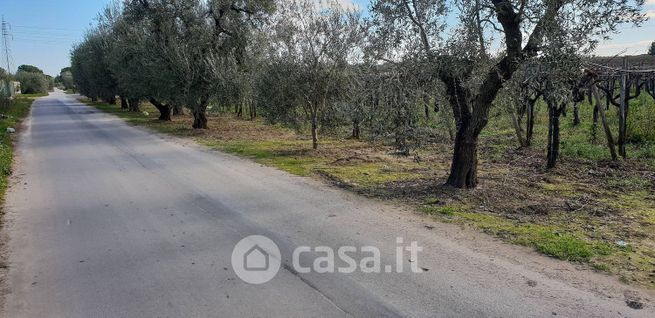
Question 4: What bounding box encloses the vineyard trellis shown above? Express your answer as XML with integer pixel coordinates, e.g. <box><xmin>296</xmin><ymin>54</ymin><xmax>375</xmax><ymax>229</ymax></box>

<box><xmin>514</xmin><ymin>57</ymin><xmax>655</xmax><ymax>168</ymax></box>
<box><xmin>588</xmin><ymin>60</ymin><xmax>655</xmax><ymax>158</ymax></box>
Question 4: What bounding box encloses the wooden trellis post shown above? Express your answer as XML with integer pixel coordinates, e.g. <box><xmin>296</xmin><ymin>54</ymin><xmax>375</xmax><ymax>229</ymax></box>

<box><xmin>593</xmin><ymin>86</ymin><xmax>618</xmax><ymax>161</ymax></box>
<box><xmin>618</xmin><ymin>58</ymin><xmax>628</xmax><ymax>158</ymax></box>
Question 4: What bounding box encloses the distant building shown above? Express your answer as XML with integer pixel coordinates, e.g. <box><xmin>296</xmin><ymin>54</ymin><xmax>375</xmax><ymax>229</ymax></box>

<box><xmin>0</xmin><ymin>80</ymin><xmax>21</xmax><ymax>98</ymax></box>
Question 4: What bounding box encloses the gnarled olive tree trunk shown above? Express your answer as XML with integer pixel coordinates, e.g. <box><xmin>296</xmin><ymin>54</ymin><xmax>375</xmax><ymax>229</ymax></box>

<box><xmin>104</xmin><ymin>95</ymin><xmax>117</xmax><ymax>105</ymax></box>
<box><xmin>149</xmin><ymin>98</ymin><xmax>172</xmax><ymax>121</ymax></box>
<box><xmin>172</xmin><ymin>103</ymin><xmax>184</xmax><ymax>116</ymax></box>
<box><xmin>351</xmin><ymin>119</ymin><xmax>361</xmax><ymax>139</ymax></box>
<box><xmin>447</xmin><ymin>116</ymin><xmax>481</xmax><ymax>188</ymax></box>
<box><xmin>249</xmin><ymin>102</ymin><xmax>257</xmax><ymax>120</ymax></box>
<box><xmin>310</xmin><ymin>111</ymin><xmax>319</xmax><ymax>149</ymax></box>
<box><xmin>546</xmin><ymin>103</ymin><xmax>564</xmax><ymax>169</ymax></box>
<box><xmin>436</xmin><ymin>0</ymin><xmax>564</xmax><ymax>188</ymax></box>
<box><xmin>572</xmin><ymin>103</ymin><xmax>580</xmax><ymax>126</ymax></box>
<box><xmin>192</xmin><ymin>109</ymin><xmax>208</xmax><ymax>129</ymax></box>
<box><xmin>440</xmin><ymin>73</ymin><xmax>488</xmax><ymax>188</ymax></box>
<box><xmin>128</xmin><ymin>98</ymin><xmax>141</xmax><ymax>112</ymax></box>
<box><xmin>191</xmin><ymin>96</ymin><xmax>210</xmax><ymax>129</ymax></box>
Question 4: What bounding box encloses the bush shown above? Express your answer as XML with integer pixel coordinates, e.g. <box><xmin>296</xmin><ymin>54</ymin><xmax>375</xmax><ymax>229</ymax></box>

<box><xmin>17</xmin><ymin>65</ymin><xmax>43</xmax><ymax>74</ymax></box>
<box><xmin>46</xmin><ymin>76</ymin><xmax>55</xmax><ymax>92</ymax></box>
<box><xmin>15</xmin><ymin>71</ymin><xmax>48</xmax><ymax>94</ymax></box>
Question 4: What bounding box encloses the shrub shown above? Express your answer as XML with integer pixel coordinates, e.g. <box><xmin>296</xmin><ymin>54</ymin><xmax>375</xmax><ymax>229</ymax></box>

<box><xmin>17</xmin><ymin>65</ymin><xmax>43</xmax><ymax>74</ymax></box>
<box><xmin>15</xmin><ymin>71</ymin><xmax>48</xmax><ymax>94</ymax></box>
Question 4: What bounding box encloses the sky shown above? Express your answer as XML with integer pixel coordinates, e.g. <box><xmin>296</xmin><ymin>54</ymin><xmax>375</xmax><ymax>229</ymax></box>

<box><xmin>0</xmin><ymin>0</ymin><xmax>653</xmax><ymax>76</ymax></box>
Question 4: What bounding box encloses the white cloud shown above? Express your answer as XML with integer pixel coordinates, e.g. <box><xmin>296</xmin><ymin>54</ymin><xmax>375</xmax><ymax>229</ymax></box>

<box><xmin>647</xmin><ymin>10</ymin><xmax>655</xmax><ymax>18</ymax></box>
<box><xmin>647</xmin><ymin>0</ymin><xmax>655</xmax><ymax>5</ymax></box>
<box><xmin>595</xmin><ymin>39</ymin><xmax>652</xmax><ymax>56</ymax></box>
<box><xmin>597</xmin><ymin>40</ymin><xmax>652</xmax><ymax>50</ymax></box>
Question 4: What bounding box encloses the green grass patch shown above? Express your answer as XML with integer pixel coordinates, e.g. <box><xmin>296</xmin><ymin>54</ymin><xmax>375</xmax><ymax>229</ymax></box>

<box><xmin>319</xmin><ymin>162</ymin><xmax>423</xmax><ymax>188</ymax></box>
<box><xmin>604</xmin><ymin>191</ymin><xmax>655</xmax><ymax>222</ymax></box>
<box><xmin>425</xmin><ymin>208</ymin><xmax>615</xmax><ymax>263</ymax></box>
<box><xmin>592</xmin><ymin>262</ymin><xmax>611</xmax><ymax>272</ymax></box>
<box><xmin>459</xmin><ymin>212</ymin><xmax>596</xmax><ymax>262</ymax></box>
<box><xmin>421</xmin><ymin>204</ymin><xmax>462</xmax><ymax>216</ymax></box>
<box><xmin>206</xmin><ymin>139</ymin><xmax>323</xmax><ymax>176</ymax></box>
<box><xmin>0</xmin><ymin>94</ymin><xmax>42</xmax><ymax>206</ymax></box>
<box><xmin>484</xmin><ymin>97</ymin><xmax>655</xmax><ymax>163</ymax></box>
<box><xmin>540</xmin><ymin>178</ymin><xmax>577</xmax><ymax>197</ymax></box>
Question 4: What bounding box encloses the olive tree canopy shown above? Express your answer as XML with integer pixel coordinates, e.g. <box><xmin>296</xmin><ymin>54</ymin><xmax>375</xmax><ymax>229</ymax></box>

<box><xmin>368</xmin><ymin>0</ymin><xmax>646</xmax><ymax>188</ymax></box>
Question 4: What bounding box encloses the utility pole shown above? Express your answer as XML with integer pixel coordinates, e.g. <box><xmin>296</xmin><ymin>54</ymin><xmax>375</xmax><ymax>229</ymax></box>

<box><xmin>1</xmin><ymin>17</ymin><xmax>12</xmax><ymax>74</ymax></box>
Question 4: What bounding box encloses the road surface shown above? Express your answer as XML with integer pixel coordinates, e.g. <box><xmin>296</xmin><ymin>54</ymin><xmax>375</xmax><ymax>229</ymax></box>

<box><xmin>2</xmin><ymin>91</ymin><xmax>653</xmax><ymax>317</ymax></box>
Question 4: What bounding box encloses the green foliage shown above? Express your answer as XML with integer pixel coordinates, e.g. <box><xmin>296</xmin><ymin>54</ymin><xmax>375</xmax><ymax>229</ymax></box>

<box><xmin>0</xmin><ymin>67</ymin><xmax>9</xmax><ymax>81</ymax></box>
<box><xmin>45</xmin><ymin>75</ymin><xmax>55</xmax><ymax>92</ymax></box>
<box><xmin>451</xmin><ymin>211</ymin><xmax>611</xmax><ymax>262</ymax></box>
<box><xmin>71</xmin><ymin>31</ymin><xmax>119</xmax><ymax>102</ymax></box>
<box><xmin>13</xmin><ymin>64</ymin><xmax>50</xmax><ymax>94</ymax></box>
<box><xmin>214</xmin><ymin>140</ymin><xmax>321</xmax><ymax>176</ymax></box>
<box><xmin>649</xmin><ymin>41</ymin><xmax>655</xmax><ymax>55</ymax></box>
<box><xmin>17</xmin><ymin>64</ymin><xmax>43</xmax><ymax>74</ymax></box>
<box><xmin>255</xmin><ymin>61</ymin><xmax>305</xmax><ymax>129</ymax></box>
<box><xmin>422</xmin><ymin>205</ymin><xmax>460</xmax><ymax>216</ymax></box>
<box><xmin>254</xmin><ymin>0</ymin><xmax>363</xmax><ymax>147</ymax></box>
<box><xmin>55</xmin><ymin>67</ymin><xmax>75</xmax><ymax>91</ymax></box>
<box><xmin>70</xmin><ymin>0</ymin><xmax>277</xmax><ymax>126</ymax></box>
<box><xmin>0</xmin><ymin>67</ymin><xmax>12</xmax><ymax>103</ymax></box>
<box><xmin>533</xmin><ymin>233</ymin><xmax>594</xmax><ymax>262</ymax></box>
<box><xmin>0</xmin><ymin>95</ymin><xmax>38</xmax><ymax>205</ymax></box>
<box><xmin>626</xmin><ymin>98</ymin><xmax>655</xmax><ymax>143</ymax></box>
<box><xmin>15</xmin><ymin>71</ymin><xmax>49</xmax><ymax>94</ymax></box>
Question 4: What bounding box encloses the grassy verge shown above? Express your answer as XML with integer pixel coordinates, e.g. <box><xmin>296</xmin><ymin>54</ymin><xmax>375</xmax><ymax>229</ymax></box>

<box><xmin>0</xmin><ymin>94</ymin><xmax>45</xmax><ymax>206</ymax></box>
<box><xmin>80</xmin><ymin>97</ymin><xmax>655</xmax><ymax>289</ymax></box>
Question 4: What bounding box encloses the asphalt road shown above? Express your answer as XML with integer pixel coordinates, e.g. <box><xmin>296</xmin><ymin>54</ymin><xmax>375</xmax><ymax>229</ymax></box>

<box><xmin>3</xmin><ymin>91</ymin><xmax>653</xmax><ymax>317</ymax></box>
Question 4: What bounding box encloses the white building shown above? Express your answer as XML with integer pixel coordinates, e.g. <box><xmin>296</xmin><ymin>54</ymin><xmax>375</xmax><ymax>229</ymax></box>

<box><xmin>0</xmin><ymin>80</ymin><xmax>21</xmax><ymax>98</ymax></box>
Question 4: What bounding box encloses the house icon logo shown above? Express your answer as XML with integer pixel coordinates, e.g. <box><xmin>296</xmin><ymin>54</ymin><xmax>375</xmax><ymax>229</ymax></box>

<box><xmin>244</xmin><ymin>245</ymin><xmax>269</xmax><ymax>271</ymax></box>
<box><xmin>231</xmin><ymin>235</ymin><xmax>281</xmax><ymax>284</ymax></box>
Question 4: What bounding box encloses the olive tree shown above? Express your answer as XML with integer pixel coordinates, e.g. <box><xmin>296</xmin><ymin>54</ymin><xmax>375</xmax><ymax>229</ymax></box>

<box><xmin>15</xmin><ymin>71</ymin><xmax>48</xmax><ymax>94</ymax></box>
<box><xmin>267</xmin><ymin>0</ymin><xmax>364</xmax><ymax>149</ymax></box>
<box><xmin>59</xmin><ymin>67</ymin><xmax>75</xmax><ymax>91</ymax></box>
<box><xmin>73</xmin><ymin>0</ymin><xmax>275</xmax><ymax>127</ymax></box>
<box><xmin>150</xmin><ymin>0</ymin><xmax>274</xmax><ymax>128</ymax></box>
<box><xmin>369</xmin><ymin>0</ymin><xmax>646</xmax><ymax>188</ymax></box>
<box><xmin>114</xmin><ymin>0</ymin><xmax>215</xmax><ymax>124</ymax></box>
<box><xmin>207</xmin><ymin>0</ymin><xmax>276</xmax><ymax>120</ymax></box>
<box><xmin>109</xmin><ymin>1</ymin><xmax>184</xmax><ymax>118</ymax></box>
<box><xmin>71</xmin><ymin>28</ymin><xmax>119</xmax><ymax>103</ymax></box>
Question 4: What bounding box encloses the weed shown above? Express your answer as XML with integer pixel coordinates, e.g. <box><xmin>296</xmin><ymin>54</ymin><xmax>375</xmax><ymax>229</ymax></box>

<box><xmin>0</xmin><ymin>94</ymin><xmax>41</xmax><ymax>206</ymax></box>
<box><xmin>592</xmin><ymin>262</ymin><xmax>611</xmax><ymax>272</ymax></box>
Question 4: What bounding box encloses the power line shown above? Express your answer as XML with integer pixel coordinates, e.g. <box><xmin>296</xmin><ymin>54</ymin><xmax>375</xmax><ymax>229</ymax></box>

<box><xmin>13</xmin><ymin>38</ymin><xmax>70</xmax><ymax>44</ymax></box>
<box><xmin>1</xmin><ymin>16</ymin><xmax>13</xmax><ymax>74</ymax></box>
<box><xmin>13</xmin><ymin>25</ymin><xmax>83</xmax><ymax>32</ymax></box>
<box><xmin>12</xmin><ymin>30</ymin><xmax>81</xmax><ymax>37</ymax></box>
<box><xmin>11</xmin><ymin>33</ymin><xmax>80</xmax><ymax>40</ymax></box>
<box><xmin>11</xmin><ymin>41</ymin><xmax>68</xmax><ymax>47</ymax></box>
